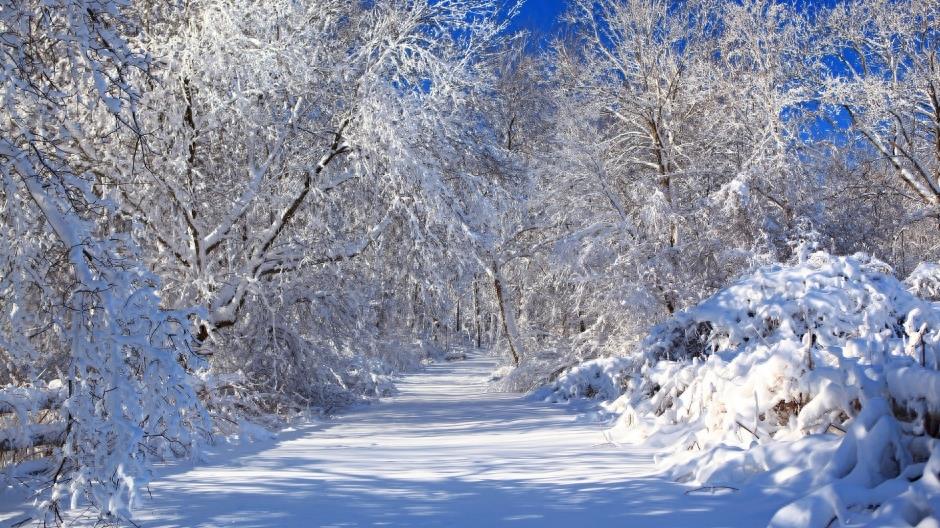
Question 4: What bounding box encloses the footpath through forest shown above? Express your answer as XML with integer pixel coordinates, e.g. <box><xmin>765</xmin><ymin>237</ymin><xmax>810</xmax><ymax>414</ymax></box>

<box><xmin>8</xmin><ymin>351</ymin><xmax>791</xmax><ymax>527</ymax></box>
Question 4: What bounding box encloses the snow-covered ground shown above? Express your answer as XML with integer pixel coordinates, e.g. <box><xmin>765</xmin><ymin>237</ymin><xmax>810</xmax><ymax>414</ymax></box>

<box><xmin>3</xmin><ymin>351</ymin><xmax>793</xmax><ymax>527</ymax></box>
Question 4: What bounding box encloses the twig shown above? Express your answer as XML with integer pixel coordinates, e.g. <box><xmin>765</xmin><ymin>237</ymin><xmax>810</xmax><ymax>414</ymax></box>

<box><xmin>735</xmin><ymin>420</ymin><xmax>761</xmax><ymax>440</ymax></box>
<box><xmin>826</xmin><ymin>423</ymin><xmax>846</xmax><ymax>435</ymax></box>
<box><xmin>10</xmin><ymin>516</ymin><xmax>32</xmax><ymax>528</ymax></box>
<box><xmin>685</xmin><ymin>485</ymin><xmax>739</xmax><ymax>495</ymax></box>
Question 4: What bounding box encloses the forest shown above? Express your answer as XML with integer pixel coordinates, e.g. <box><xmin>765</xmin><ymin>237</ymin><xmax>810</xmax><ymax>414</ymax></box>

<box><xmin>1</xmin><ymin>0</ymin><xmax>939</xmax><ymax>526</ymax></box>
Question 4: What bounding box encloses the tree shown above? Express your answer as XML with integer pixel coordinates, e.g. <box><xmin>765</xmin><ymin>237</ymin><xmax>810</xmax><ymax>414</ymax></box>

<box><xmin>0</xmin><ymin>0</ymin><xmax>205</xmax><ymax>522</ymax></box>
<box><xmin>64</xmin><ymin>0</ymin><xmax>518</xmax><ymax>408</ymax></box>
<box><xmin>817</xmin><ymin>0</ymin><xmax>940</xmax><ymax>210</ymax></box>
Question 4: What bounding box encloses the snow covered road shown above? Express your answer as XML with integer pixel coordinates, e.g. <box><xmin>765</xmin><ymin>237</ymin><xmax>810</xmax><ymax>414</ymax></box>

<box><xmin>49</xmin><ymin>352</ymin><xmax>784</xmax><ymax>527</ymax></box>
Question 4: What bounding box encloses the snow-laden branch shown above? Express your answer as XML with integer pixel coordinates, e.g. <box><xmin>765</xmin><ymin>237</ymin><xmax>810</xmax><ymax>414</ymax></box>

<box><xmin>202</xmin><ymin>99</ymin><xmax>304</xmax><ymax>255</ymax></box>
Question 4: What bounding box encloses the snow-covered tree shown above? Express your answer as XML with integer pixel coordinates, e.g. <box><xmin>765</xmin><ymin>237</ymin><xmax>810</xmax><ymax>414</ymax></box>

<box><xmin>809</xmin><ymin>0</ymin><xmax>940</xmax><ymax>274</ymax></box>
<box><xmin>0</xmin><ymin>0</ymin><xmax>205</xmax><ymax>522</ymax></box>
<box><xmin>60</xmin><ymin>0</ymin><xmax>519</xmax><ymax>411</ymax></box>
<box><xmin>817</xmin><ymin>0</ymin><xmax>940</xmax><ymax>208</ymax></box>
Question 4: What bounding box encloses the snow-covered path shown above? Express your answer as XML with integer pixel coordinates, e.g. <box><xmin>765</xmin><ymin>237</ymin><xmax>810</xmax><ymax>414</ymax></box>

<box><xmin>65</xmin><ymin>352</ymin><xmax>780</xmax><ymax>527</ymax></box>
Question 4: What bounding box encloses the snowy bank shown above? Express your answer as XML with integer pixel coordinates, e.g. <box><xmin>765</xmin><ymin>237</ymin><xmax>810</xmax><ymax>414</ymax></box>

<box><xmin>544</xmin><ymin>251</ymin><xmax>940</xmax><ymax>527</ymax></box>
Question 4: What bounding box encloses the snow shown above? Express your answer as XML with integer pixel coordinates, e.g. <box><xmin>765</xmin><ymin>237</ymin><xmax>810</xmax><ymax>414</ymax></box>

<box><xmin>541</xmin><ymin>251</ymin><xmax>940</xmax><ymax>527</ymax></box>
<box><xmin>3</xmin><ymin>351</ymin><xmax>788</xmax><ymax>527</ymax></box>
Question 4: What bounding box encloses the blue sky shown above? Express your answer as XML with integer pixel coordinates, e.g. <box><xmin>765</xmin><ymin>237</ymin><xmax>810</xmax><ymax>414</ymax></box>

<box><xmin>509</xmin><ymin>0</ymin><xmax>567</xmax><ymax>36</ymax></box>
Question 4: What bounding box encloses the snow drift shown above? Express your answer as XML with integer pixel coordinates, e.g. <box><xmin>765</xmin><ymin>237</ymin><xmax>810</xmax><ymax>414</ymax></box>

<box><xmin>544</xmin><ymin>251</ymin><xmax>940</xmax><ymax>527</ymax></box>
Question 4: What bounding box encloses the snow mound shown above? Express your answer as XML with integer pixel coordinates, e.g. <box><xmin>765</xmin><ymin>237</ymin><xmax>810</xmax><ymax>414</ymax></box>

<box><xmin>906</xmin><ymin>262</ymin><xmax>940</xmax><ymax>301</ymax></box>
<box><xmin>547</xmin><ymin>251</ymin><xmax>940</xmax><ymax>526</ymax></box>
<box><xmin>538</xmin><ymin>356</ymin><xmax>634</xmax><ymax>402</ymax></box>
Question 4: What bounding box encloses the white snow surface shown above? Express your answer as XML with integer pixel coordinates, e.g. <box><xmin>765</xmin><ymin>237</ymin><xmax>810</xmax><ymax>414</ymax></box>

<box><xmin>3</xmin><ymin>351</ymin><xmax>788</xmax><ymax>527</ymax></box>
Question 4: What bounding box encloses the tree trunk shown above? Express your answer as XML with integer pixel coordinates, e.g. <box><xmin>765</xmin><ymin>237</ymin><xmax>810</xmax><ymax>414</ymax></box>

<box><xmin>410</xmin><ymin>283</ymin><xmax>419</xmax><ymax>331</ymax></box>
<box><xmin>473</xmin><ymin>278</ymin><xmax>482</xmax><ymax>348</ymax></box>
<box><xmin>492</xmin><ymin>262</ymin><xmax>522</xmax><ymax>366</ymax></box>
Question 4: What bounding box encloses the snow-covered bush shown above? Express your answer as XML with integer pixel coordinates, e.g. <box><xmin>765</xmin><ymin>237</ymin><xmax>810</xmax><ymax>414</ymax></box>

<box><xmin>545</xmin><ymin>251</ymin><xmax>940</xmax><ymax>526</ymax></box>
<box><xmin>204</xmin><ymin>332</ymin><xmax>408</xmax><ymax>427</ymax></box>
<box><xmin>907</xmin><ymin>263</ymin><xmax>940</xmax><ymax>302</ymax></box>
<box><xmin>537</xmin><ymin>356</ymin><xmax>634</xmax><ymax>402</ymax></box>
<box><xmin>489</xmin><ymin>342</ymin><xmax>576</xmax><ymax>393</ymax></box>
